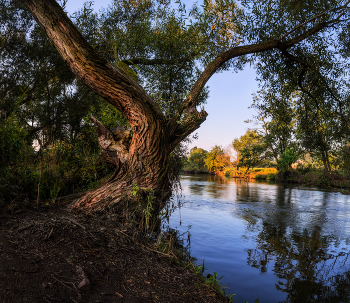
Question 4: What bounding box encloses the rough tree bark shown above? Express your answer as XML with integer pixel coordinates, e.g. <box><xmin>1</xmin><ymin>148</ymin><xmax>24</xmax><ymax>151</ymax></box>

<box><xmin>19</xmin><ymin>0</ymin><xmax>343</xmax><ymax>217</ymax></box>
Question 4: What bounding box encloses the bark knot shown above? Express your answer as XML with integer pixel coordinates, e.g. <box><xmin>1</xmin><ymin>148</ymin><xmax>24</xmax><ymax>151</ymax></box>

<box><xmin>91</xmin><ymin>115</ymin><xmax>132</xmax><ymax>165</ymax></box>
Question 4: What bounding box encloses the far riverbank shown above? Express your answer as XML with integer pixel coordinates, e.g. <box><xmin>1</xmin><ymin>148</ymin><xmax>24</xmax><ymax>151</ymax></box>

<box><xmin>182</xmin><ymin>167</ymin><xmax>350</xmax><ymax>190</ymax></box>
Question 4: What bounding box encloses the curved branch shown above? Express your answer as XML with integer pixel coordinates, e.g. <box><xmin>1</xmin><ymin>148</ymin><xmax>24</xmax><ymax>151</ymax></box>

<box><xmin>168</xmin><ymin>18</ymin><xmax>338</xmax><ymax>143</ymax></box>
<box><xmin>178</xmin><ymin>20</ymin><xmax>332</xmax><ymax>116</ymax></box>
<box><xmin>169</xmin><ymin>108</ymin><xmax>208</xmax><ymax>151</ymax></box>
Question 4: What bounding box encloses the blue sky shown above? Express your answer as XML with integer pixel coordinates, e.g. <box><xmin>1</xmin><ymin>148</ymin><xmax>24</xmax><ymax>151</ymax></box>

<box><xmin>63</xmin><ymin>0</ymin><xmax>259</xmax><ymax>151</ymax></box>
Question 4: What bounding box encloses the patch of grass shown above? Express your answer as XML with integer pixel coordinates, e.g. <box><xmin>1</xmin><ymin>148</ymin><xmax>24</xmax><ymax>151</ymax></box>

<box><xmin>222</xmin><ymin>167</ymin><xmax>277</xmax><ymax>180</ymax></box>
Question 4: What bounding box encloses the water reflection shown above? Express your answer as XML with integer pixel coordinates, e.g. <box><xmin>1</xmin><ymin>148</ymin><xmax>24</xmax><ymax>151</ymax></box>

<box><xmin>234</xmin><ymin>182</ymin><xmax>350</xmax><ymax>302</ymax></box>
<box><xmin>169</xmin><ymin>175</ymin><xmax>350</xmax><ymax>303</ymax></box>
<box><xmin>247</xmin><ymin>226</ymin><xmax>350</xmax><ymax>302</ymax></box>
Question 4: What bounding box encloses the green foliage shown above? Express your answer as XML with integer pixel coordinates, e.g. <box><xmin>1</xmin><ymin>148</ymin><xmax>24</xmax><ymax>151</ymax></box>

<box><xmin>143</xmin><ymin>188</ymin><xmax>155</xmax><ymax>232</ymax></box>
<box><xmin>334</xmin><ymin>142</ymin><xmax>350</xmax><ymax>176</ymax></box>
<box><xmin>131</xmin><ymin>184</ymin><xmax>157</xmax><ymax>232</ymax></box>
<box><xmin>277</xmin><ymin>148</ymin><xmax>299</xmax><ymax>173</ymax></box>
<box><xmin>315</xmin><ymin>174</ymin><xmax>330</xmax><ymax>187</ymax></box>
<box><xmin>3</xmin><ymin>0</ymin><xmax>350</xmax><ymax>210</ymax></box>
<box><xmin>188</xmin><ymin>147</ymin><xmax>208</xmax><ymax>170</ymax></box>
<box><xmin>266</xmin><ymin>173</ymin><xmax>277</xmax><ymax>181</ymax></box>
<box><xmin>296</xmin><ymin>162</ymin><xmax>315</xmax><ymax>174</ymax></box>
<box><xmin>131</xmin><ymin>182</ymin><xmax>140</xmax><ymax>196</ymax></box>
<box><xmin>249</xmin><ymin>88</ymin><xmax>296</xmax><ymax>163</ymax></box>
<box><xmin>233</xmin><ymin>130</ymin><xmax>266</xmax><ymax>170</ymax></box>
<box><xmin>182</xmin><ymin>146</ymin><xmax>209</xmax><ymax>173</ymax></box>
<box><xmin>0</xmin><ymin>114</ymin><xmax>31</xmax><ymax>169</ymax></box>
<box><xmin>244</xmin><ymin>0</ymin><xmax>350</xmax><ymax>176</ymax></box>
<box><xmin>154</xmin><ymin>227</ymin><xmax>194</xmax><ymax>265</ymax></box>
<box><xmin>0</xmin><ymin>131</ymin><xmax>114</xmax><ymax>207</ymax></box>
<box><xmin>76</xmin><ymin>0</ymin><xmax>217</xmax><ymax>117</ymax></box>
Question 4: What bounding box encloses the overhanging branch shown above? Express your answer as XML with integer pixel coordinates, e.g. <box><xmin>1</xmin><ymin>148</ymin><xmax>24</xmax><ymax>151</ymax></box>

<box><xmin>169</xmin><ymin>12</ymin><xmax>346</xmax><ymax>143</ymax></box>
<box><xmin>178</xmin><ymin>21</ymin><xmax>332</xmax><ymax>117</ymax></box>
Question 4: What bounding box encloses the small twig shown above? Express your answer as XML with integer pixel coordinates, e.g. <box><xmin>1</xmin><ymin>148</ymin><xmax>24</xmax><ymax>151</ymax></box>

<box><xmin>90</xmin><ymin>264</ymin><xmax>103</xmax><ymax>277</ymax></box>
<box><xmin>118</xmin><ymin>230</ymin><xmax>173</xmax><ymax>257</ymax></box>
<box><xmin>46</xmin><ymin>228</ymin><xmax>54</xmax><ymax>240</ymax></box>
<box><xmin>17</xmin><ymin>223</ymin><xmax>34</xmax><ymax>232</ymax></box>
<box><xmin>61</xmin><ymin>216</ymin><xmax>86</xmax><ymax>230</ymax></box>
<box><xmin>51</xmin><ymin>275</ymin><xmax>78</xmax><ymax>293</ymax></box>
<box><xmin>37</xmin><ymin>162</ymin><xmax>42</xmax><ymax>206</ymax></box>
<box><xmin>53</xmin><ymin>273</ymin><xmax>77</xmax><ymax>280</ymax></box>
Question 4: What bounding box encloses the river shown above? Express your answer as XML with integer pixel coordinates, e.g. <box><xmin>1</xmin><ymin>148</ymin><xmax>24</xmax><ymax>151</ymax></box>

<box><xmin>166</xmin><ymin>174</ymin><xmax>350</xmax><ymax>303</ymax></box>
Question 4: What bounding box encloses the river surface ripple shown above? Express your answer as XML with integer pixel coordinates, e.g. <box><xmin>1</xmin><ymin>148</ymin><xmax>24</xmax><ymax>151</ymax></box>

<box><xmin>167</xmin><ymin>174</ymin><xmax>350</xmax><ymax>303</ymax></box>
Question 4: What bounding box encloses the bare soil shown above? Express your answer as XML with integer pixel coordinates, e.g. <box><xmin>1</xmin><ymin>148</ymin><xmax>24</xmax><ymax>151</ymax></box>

<box><xmin>0</xmin><ymin>206</ymin><xmax>228</xmax><ymax>303</ymax></box>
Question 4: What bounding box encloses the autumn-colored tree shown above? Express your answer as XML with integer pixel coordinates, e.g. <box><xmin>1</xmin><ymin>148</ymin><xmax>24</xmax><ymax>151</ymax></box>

<box><xmin>205</xmin><ymin>145</ymin><xmax>231</xmax><ymax>172</ymax></box>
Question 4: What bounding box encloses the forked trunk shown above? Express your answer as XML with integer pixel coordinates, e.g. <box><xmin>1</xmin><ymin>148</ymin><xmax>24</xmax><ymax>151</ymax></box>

<box><xmin>70</xmin><ymin>115</ymin><xmax>172</xmax><ymax>217</ymax></box>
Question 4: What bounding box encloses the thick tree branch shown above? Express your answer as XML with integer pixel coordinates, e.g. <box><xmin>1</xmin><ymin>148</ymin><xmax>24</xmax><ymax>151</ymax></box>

<box><xmin>169</xmin><ymin>17</ymin><xmax>341</xmax><ymax>143</ymax></box>
<box><xmin>179</xmin><ymin>21</ymin><xmax>331</xmax><ymax>117</ymax></box>
<box><xmin>280</xmin><ymin>10</ymin><xmax>329</xmax><ymax>40</ymax></box>
<box><xmin>19</xmin><ymin>0</ymin><xmax>164</xmax><ymax>128</ymax></box>
<box><xmin>169</xmin><ymin>108</ymin><xmax>208</xmax><ymax>151</ymax></box>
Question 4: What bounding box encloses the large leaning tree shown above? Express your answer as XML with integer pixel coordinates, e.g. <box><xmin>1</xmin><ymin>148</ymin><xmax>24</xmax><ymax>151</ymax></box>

<box><xmin>12</xmin><ymin>0</ymin><xmax>350</xmax><ymax>215</ymax></box>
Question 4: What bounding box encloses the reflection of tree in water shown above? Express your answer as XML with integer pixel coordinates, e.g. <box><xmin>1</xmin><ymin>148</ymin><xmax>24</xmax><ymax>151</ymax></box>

<box><xmin>187</xmin><ymin>175</ymin><xmax>228</xmax><ymax>197</ymax></box>
<box><xmin>235</xmin><ymin>179</ymin><xmax>262</xmax><ymax>203</ymax></box>
<box><xmin>188</xmin><ymin>182</ymin><xmax>206</xmax><ymax>195</ymax></box>
<box><xmin>246</xmin><ymin>225</ymin><xmax>350</xmax><ymax>302</ymax></box>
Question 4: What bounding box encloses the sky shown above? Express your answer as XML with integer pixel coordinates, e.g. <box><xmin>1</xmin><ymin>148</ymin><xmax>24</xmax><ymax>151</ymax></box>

<box><xmin>63</xmin><ymin>0</ymin><xmax>259</xmax><ymax>151</ymax></box>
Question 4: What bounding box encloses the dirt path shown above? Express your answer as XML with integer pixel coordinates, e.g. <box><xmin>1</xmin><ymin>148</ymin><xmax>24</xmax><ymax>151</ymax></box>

<box><xmin>0</xmin><ymin>208</ymin><xmax>228</xmax><ymax>303</ymax></box>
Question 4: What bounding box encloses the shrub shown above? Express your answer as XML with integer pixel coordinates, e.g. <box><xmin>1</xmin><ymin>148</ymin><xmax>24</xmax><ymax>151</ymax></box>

<box><xmin>266</xmin><ymin>173</ymin><xmax>277</xmax><ymax>181</ymax></box>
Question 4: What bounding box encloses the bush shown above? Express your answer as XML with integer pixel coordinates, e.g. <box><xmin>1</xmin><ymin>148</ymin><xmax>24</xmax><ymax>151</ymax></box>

<box><xmin>0</xmin><ymin>116</ymin><xmax>31</xmax><ymax>168</ymax></box>
<box><xmin>315</xmin><ymin>174</ymin><xmax>330</xmax><ymax>187</ymax></box>
<box><xmin>296</xmin><ymin>163</ymin><xmax>315</xmax><ymax>174</ymax></box>
<box><xmin>266</xmin><ymin>173</ymin><xmax>277</xmax><ymax>181</ymax></box>
<box><xmin>278</xmin><ymin>148</ymin><xmax>299</xmax><ymax>173</ymax></box>
<box><xmin>0</xmin><ymin>134</ymin><xmax>114</xmax><ymax>208</ymax></box>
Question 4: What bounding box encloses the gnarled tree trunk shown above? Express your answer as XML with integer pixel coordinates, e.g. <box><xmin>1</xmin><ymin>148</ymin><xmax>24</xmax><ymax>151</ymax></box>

<box><xmin>71</xmin><ymin>115</ymin><xmax>175</xmax><ymax>214</ymax></box>
<box><xmin>18</xmin><ymin>0</ymin><xmax>207</xmax><ymax>217</ymax></box>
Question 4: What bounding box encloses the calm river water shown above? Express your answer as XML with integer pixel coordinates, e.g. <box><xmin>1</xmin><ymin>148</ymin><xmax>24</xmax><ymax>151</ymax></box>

<box><xmin>167</xmin><ymin>174</ymin><xmax>350</xmax><ymax>303</ymax></box>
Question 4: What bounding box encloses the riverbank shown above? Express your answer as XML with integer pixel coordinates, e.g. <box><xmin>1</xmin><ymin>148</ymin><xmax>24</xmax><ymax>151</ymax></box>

<box><xmin>183</xmin><ymin>167</ymin><xmax>278</xmax><ymax>180</ymax></box>
<box><xmin>0</xmin><ymin>204</ymin><xmax>229</xmax><ymax>303</ymax></box>
<box><xmin>229</xmin><ymin>169</ymin><xmax>350</xmax><ymax>190</ymax></box>
<box><xmin>281</xmin><ymin>170</ymin><xmax>350</xmax><ymax>189</ymax></box>
<box><xmin>183</xmin><ymin>167</ymin><xmax>350</xmax><ymax>190</ymax></box>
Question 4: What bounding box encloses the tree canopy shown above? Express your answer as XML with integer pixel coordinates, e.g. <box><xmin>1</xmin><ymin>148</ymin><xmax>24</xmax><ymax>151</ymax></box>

<box><xmin>2</xmin><ymin>0</ymin><xmax>350</xmax><ymax>213</ymax></box>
